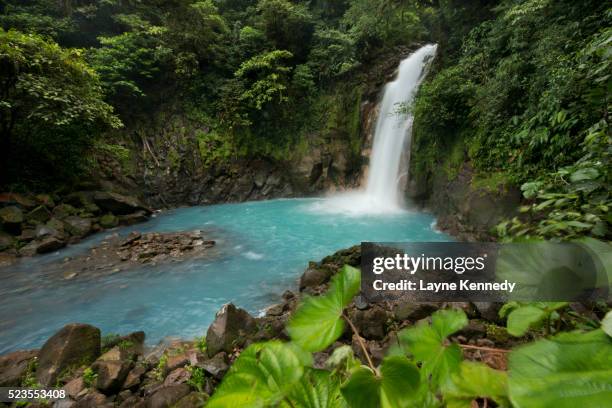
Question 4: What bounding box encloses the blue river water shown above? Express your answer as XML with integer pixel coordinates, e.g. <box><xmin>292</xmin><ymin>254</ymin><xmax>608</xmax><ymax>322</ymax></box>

<box><xmin>0</xmin><ymin>198</ymin><xmax>450</xmax><ymax>353</ymax></box>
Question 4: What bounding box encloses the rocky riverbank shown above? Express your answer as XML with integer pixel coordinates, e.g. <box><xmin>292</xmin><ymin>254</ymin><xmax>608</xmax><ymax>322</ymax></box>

<box><xmin>0</xmin><ymin>191</ymin><xmax>152</xmax><ymax>266</ymax></box>
<box><xmin>45</xmin><ymin>230</ymin><xmax>217</xmax><ymax>281</ymax></box>
<box><xmin>0</xmin><ymin>245</ymin><xmax>533</xmax><ymax>408</ymax></box>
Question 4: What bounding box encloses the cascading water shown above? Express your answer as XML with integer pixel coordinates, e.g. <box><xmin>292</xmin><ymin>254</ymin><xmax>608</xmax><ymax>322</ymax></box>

<box><xmin>311</xmin><ymin>44</ymin><xmax>437</xmax><ymax>215</ymax></box>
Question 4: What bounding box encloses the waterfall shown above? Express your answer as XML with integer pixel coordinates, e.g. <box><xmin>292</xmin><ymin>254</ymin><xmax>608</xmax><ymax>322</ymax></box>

<box><xmin>364</xmin><ymin>44</ymin><xmax>437</xmax><ymax>207</ymax></box>
<box><xmin>311</xmin><ymin>44</ymin><xmax>437</xmax><ymax>216</ymax></box>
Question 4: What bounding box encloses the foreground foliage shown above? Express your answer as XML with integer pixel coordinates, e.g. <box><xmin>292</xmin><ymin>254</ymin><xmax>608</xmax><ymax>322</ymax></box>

<box><xmin>208</xmin><ymin>266</ymin><xmax>612</xmax><ymax>407</ymax></box>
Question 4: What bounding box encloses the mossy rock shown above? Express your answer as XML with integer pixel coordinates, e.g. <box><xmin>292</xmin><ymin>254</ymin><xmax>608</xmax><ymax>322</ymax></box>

<box><xmin>26</xmin><ymin>205</ymin><xmax>51</xmax><ymax>225</ymax></box>
<box><xmin>99</xmin><ymin>214</ymin><xmax>119</xmax><ymax>229</ymax></box>
<box><xmin>0</xmin><ymin>206</ymin><xmax>23</xmax><ymax>225</ymax></box>
<box><xmin>53</xmin><ymin>204</ymin><xmax>78</xmax><ymax>220</ymax></box>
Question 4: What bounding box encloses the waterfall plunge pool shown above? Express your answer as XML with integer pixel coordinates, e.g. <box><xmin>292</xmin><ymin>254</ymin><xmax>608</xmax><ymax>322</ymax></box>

<box><xmin>0</xmin><ymin>197</ymin><xmax>450</xmax><ymax>353</ymax></box>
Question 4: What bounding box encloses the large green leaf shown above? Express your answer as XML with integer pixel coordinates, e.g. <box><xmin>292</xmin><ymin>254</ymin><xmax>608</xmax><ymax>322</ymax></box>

<box><xmin>207</xmin><ymin>341</ymin><xmax>305</xmax><ymax>407</ymax></box>
<box><xmin>506</xmin><ymin>302</ymin><xmax>568</xmax><ymax>336</ymax></box>
<box><xmin>379</xmin><ymin>356</ymin><xmax>421</xmax><ymax>408</ymax></box>
<box><xmin>288</xmin><ymin>265</ymin><xmax>361</xmax><ymax>352</ymax></box>
<box><xmin>398</xmin><ymin>309</ymin><xmax>467</xmax><ymax>388</ymax></box>
<box><xmin>443</xmin><ymin>361</ymin><xmax>509</xmax><ymax>408</ymax></box>
<box><xmin>288</xmin><ymin>368</ymin><xmax>347</xmax><ymax>408</ymax></box>
<box><xmin>508</xmin><ymin>329</ymin><xmax>612</xmax><ymax>407</ymax></box>
<box><xmin>341</xmin><ymin>356</ymin><xmax>420</xmax><ymax>408</ymax></box>
<box><xmin>506</xmin><ymin>305</ymin><xmax>546</xmax><ymax>336</ymax></box>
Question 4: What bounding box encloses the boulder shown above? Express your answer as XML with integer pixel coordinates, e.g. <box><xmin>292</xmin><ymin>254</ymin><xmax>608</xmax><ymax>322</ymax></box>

<box><xmin>63</xmin><ymin>376</ymin><xmax>86</xmax><ymax>399</ymax></box>
<box><xmin>35</xmin><ymin>223</ymin><xmax>62</xmax><ymax>239</ymax></box>
<box><xmin>118</xmin><ymin>211</ymin><xmax>149</xmax><ymax>226</ymax></box>
<box><xmin>99</xmin><ymin>214</ymin><xmax>119</xmax><ymax>229</ymax></box>
<box><xmin>64</xmin><ymin>216</ymin><xmax>92</xmax><ymax>238</ymax></box>
<box><xmin>93</xmin><ymin>192</ymin><xmax>150</xmax><ymax>215</ymax></box>
<box><xmin>119</xmin><ymin>395</ymin><xmax>146</xmax><ymax>408</ymax></box>
<box><xmin>0</xmin><ymin>206</ymin><xmax>23</xmax><ymax>233</ymax></box>
<box><xmin>349</xmin><ymin>306</ymin><xmax>389</xmax><ymax>340</ymax></box>
<box><xmin>0</xmin><ymin>231</ymin><xmax>13</xmax><ymax>251</ymax></box>
<box><xmin>35</xmin><ymin>236</ymin><xmax>66</xmax><ymax>254</ymax></box>
<box><xmin>0</xmin><ymin>349</ymin><xmax>37</xmax><ymax>386</ymax></box>
<box><xmin>264</xmin><ymin>303</ymin><xmax>285</xmax><ymax>317</ymax></box>
<box><xmin>392</xmin><ymin>302</ymin><xmax>440</xmax><ymax>321</ymax></box>
<box><xmin>199</xmin><ymin>353</ymin><xmax>229</xmax><ymax>380</ymax></box>
<box><xmin>26</xmin><ymin>205</ymin><xmax>51</xmax><ymax>225</ymax></box>
<box><xmin>146</xmin><ymin>384</ymin><xmax>190</xmax><ymax>408</ymax></box>
<box><xmin>92</xmin><ymin>347</ymin><xmax>134</xmax><ymax>393</ymax></box>
<box><xmin>18</xmin><ymin>228</ymin><xmax>36</xmax><ymax>242</ymax></box>
<box><xmin>53</xmin><ymin>204</ymin><xmax>78</xmax><ymax>220</ymax></box>
<box><xmin>473</xmin><ymin>302</ymin><xmax>503</xmax><ymax>322</ymax></box>
<box><xmin>165</xmin><ymin>353</ymin><xmax>190</xmax><ymax>373</ymax></box>
<box><xmin>206</xmin><ymin>303</ymin><xmax>257</xmax><ymax>357</ymax></box>
<box><xmin>74</xmin><ymin>390</ymin><xmax>110</xmax><ymax>408</ymax></box>
<box><xmin>36</xmin><ymin>323</ymin><xmax>101</xmax><ymax>386</ymax></box>
<box><xmin>300</xmin><ymin>262</ymin><xmax>334</xmax><ymax>290</ymax></box>
<box><xmin>122</xmin><ymin>365</ymin><xmax>146</xmax><ymax>390</ymax></box>
<box><xmin>19</xmin><ymin>236</ymin><xmax>66</xmax><ymax>256</ymax></box>
<box><xmin>64</xmin><ymin>191</ymin><xmax>95</xmax><ymax>208</ymax></box>
<box><xmin>93</xmin><ymin>360</ymin><xmax>132</xmax><ymax>394</ymax></box>
<box><xmin>174</xmin><ymin>392</ymin><xmax>208</xmax><ymax>408</ymax></box>
<box><xmin>46</xmin><ymin>218</ymin><xmax>67</xmax><ymax>236</ymax></box>
<box><xmin>163</xmin><ymin>368</ymin><xmax>190</xmax><ymax>386</ymax></box>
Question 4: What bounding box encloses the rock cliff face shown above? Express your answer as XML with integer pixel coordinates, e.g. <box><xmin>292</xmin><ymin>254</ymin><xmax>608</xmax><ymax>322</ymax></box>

<box><xmin>92</xmin><ymin>47</ymin><xmax>419</xmax><ymax>209</ymax></box>
<box><xmin>407</xmin><ymin>163</ymin><xmax>522</xmax><ymax>241</ymax></box>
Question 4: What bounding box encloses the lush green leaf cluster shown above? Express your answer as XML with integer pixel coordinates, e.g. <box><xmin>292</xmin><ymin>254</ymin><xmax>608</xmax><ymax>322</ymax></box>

<box><xmin>0</xmin><ymin>28</ymin><xmax>120</xmax><ymax>187</ymax></box>
<box><xmin>207</xmin><ymin>266</ymin><xmax>612</xmax><ymax>407</ymax></box>
<box><xmin>411</xmin><ymin>0</ymin><xmax>611</xmax><ymax>240</ymax></box>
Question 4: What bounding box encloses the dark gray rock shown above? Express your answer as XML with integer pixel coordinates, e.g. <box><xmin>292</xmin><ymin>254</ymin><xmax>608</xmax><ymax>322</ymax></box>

<box><xmin>206</xmin><ymin>303</ymin><xmax>257</xmax><ymax>357</ymax></box>
<box><xmin>473</xmin><ymin>302</ymin><xmax>503</xmax><ymax>322</ymax></box>
<box><xmin>63</xmin><ymin>376</ymin><xmax>85</xmax><ymax>399</ymax></box>
<box><xmin>349</xmin><ymin>305</ymin><xmax>389</xmax><ymax>340</ymax></box>
<box><xmin>93</xmin><ymin>360</ymin><xmax>133</xmax><ymax>394</ymax></box>
<box><xmin>0</xmin><ymin>231</ymin><xmax>13</xmax><ymax>251</ymax></box>
<box><xmin>36</xmin><ymin>323</ymin><xmax>101</xmax><ymax>386</ymax></box>
<box><xmin>0</xmin><ymin>206</ymin><xmax>23</xmax><ymax>234</ymax></box>
<box><xmin>53</xmin><ymin>204</ymin><xmax>78</xmax><ymax>220</ymax></box>
<box><xmin>163</xmin><ymin>368</ymin><xmax>190</xmax><ymax>386</ymax></box>
<box><xmin>92</xmin><ymin>347</ymin><xmax>134</xmax><ymax>394</ymax></box>
<box><xmin>392</xmin><ymin>302</ymin><xmax>440</xmax><ymax>321</ymax></box>
<box><xmin>145</xmin><ymin>384</ymin><xmax>190</xmax><ymax>408</ymax></box>
<box><xmin>118</xmin><ymin>211</ymin><xmax>149</xmax><ymax>226</ymax></box>
<box><xmin>199</xmin><ymin>352</ymin><xmax>229</xmax><ymax>380</ymax></box>
<box><xmin>35</xmin><ymin>236</ymin><xmax>66</xmax><ymax>254</ymax></box>
<box><xmin>26</xmin><ymin>205</ymin><xmax>51</xmax><ymax>225</ymax></box>
<box><xmin>122</xmin><ymin>365</ymin><xmax>146</xmax><ymax>390</ymax></box>
<box><xmin>300</xmin><ymin>262</ymin><xmax>334</xmax><ymax>291</ymax></box>
<box><xmin>64</xmin><ymin>216</ymin><xmax>92</xmax><ymax>238</ymax></box>
<box><xmin>93</xmin><ymin>192</ymin><xmax>150</xmax><ymax>215</ymax></box>
<box><xmin>174</xmin><ymin>392</ymin><xmax>208</xmax><ymax>408</ymax></box>
<box><xmin>73</xmin><ymin>390</ymin><xmax>111</xmax><ymax>408</ymax></box>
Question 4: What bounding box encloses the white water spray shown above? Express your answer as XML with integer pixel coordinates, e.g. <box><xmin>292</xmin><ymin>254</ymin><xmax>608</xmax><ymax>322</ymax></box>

<box><xmin>311</xmin><ymin>44</ymin><xmax>437</xmax><ymax>216</ymax></box>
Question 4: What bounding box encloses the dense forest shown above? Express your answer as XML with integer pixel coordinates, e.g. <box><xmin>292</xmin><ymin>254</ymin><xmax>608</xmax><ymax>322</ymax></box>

<box><xmin>1</xmin><ymin>0</ymin><xmax>437</xmax><ymax>189</ymax></box>
<box><xmin>1</xmin><ymin>0</ymin><xmax>610</xmax><ymax>241</ymax></box>
<box><xmin>0</xmin><ymin>1</ymin><xmax>611</xmax><ymax>407</ymax></box>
